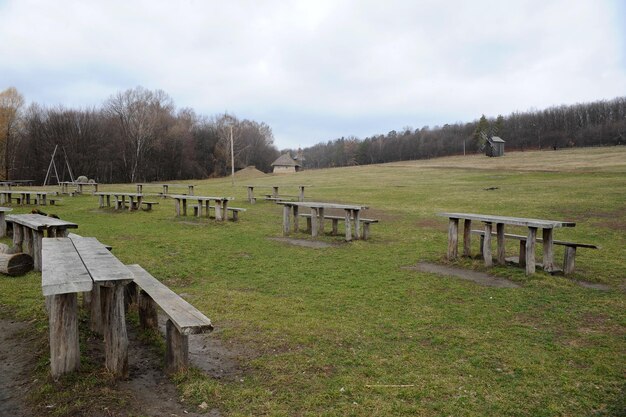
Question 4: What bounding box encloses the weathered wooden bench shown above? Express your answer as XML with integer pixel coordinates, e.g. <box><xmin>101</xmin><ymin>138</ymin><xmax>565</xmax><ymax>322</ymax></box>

<box><xmin>67</xmin><ymin>233</ymin><xmax>112</xmax><ymax>251</ymax></box>
<box><xmin>299</xmin><ymin>213</ymin><xmax>379</xmax><ymax>240</ymax></box>
<box><xmin>193</xmin><ymin>204</ymin><xmax>246</xmax><ymax>221</ymax></box>
<box><xmin>470</xmin><ymin>229</ymin><xmax>598</xmax><ymax>275</ymax></box>
<box><xmin>126</xmin><ymin>264</ymin><xmax>213</xmax><ymax>374</ymax></box>
<box><xmin>263</xmin><ymin>196</ymin><xmax>289</xmax><ymax>202</ymax></box>
<box><xmin>140</xmin><ymin>201</ymin><xmax>159</xmax><ymax>211</ymax></box>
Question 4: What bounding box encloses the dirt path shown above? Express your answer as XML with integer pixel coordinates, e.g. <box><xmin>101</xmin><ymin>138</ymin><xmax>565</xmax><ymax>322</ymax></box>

<box><xmin>0</xmin><ymin>318</ymin><xmax>37</xmax><ymax>417</ymax></box>
<box><xmin>403</xmin><ymin>262</ymin><xmax>521</xmax><ymax>288</ymax></box>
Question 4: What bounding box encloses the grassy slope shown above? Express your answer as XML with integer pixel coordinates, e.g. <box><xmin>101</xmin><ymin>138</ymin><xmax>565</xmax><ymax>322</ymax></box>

<box><xmin>1</xmin><ymin>147</ymin><xmax>624</xmax><ymax>417</ymax></box>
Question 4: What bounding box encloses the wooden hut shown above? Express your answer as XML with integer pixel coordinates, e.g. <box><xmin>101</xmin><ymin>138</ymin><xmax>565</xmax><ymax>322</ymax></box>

<box><xmin>486</xmin><ymin>136</ymin><xmax>505</xmax><ymax>157</ymax></box>
<box><xmin>271</xmin><ymin>154</ymin><xmax>301</xmax><ymax>174</ymax></box>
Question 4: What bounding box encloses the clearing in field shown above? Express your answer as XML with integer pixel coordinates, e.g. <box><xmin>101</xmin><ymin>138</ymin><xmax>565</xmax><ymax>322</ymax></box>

<box><xmin>0</xmin><ymin>146</ymin><xmax>624</xmax><ymax>417</ymax></box>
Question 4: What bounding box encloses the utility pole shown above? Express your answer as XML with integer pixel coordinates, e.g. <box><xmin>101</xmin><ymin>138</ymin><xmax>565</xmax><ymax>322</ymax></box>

<box><xmin>230</xmin><ymin>124</ymin><xmax>235</xmax><ymax>186</ymax></box>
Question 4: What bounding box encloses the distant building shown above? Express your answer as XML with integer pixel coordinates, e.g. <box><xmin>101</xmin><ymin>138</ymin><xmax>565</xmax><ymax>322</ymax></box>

<box><xmin>486</xmin><ymin>136</ymin><xmax>505</xmax><ymax>157</ymax></box>
<box><xmin>271</xmin><ymin>154</ymin><xmax>301</xmax><ymax>174</ymax></box>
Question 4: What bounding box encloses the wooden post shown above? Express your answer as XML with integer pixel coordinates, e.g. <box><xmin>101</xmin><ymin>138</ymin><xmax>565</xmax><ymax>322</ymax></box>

<box><xmin>138</xmin><ymin>290</ymin><xmax>158</xmax><ymax>330</ymax></box>
<box><xmin>12</xmin><ymin>224</ymin><xmax>23</xmax><ymax>252</ymax></box>
<box><xmin>174</xmin><ymin>199</ymin><xmax>181</xmax><ymax>216</ymax></box>
<box><xmin>363</xmin><ymin>222</ymin><xmax>371</xmax><ymax>240</ymax></box>
<box><xmin>293</xmin><ymin>206</ymin><xmax>299</xmax><ymax>232</ymax></box>
<box><xmin>90</xmin><ymin>284</ymin><xmax>104</xmax><ymax>335</ymax></box>
<box><xmin>318</xmin><ymin>207</ymin><xmax>325</xmax><ymax>236</ymax></box>
<box><xmin>33</xmin><ymin>231</ymin><xmax>43</xmax><ymax>271</ymax></box>
<box><xmin>247</xmin><ymin>186</ymin><xmax>255</xmax><ymax>204</ymax></box>
<box><xmin>332</xmin><ymin>219</ymin><xmax>338</xmax><ymax>235</ymax></box>
<box><xmin>99</xmin><ymin>195</ymin><xmax>104</xmax><ymax>208</ymax></box>
<box><xmin>101</xmin><ymin>284</ymin><xmax>129</xmax><ymax>378</ymax></box>
<box><xmin>542</xmin><ymin>228</ymin><xmax>555</xmax><ymax>272</ymax></box>
<box><xmin>344</xmin><ymin>210</ymin><xmax>352</xmax><ymax>242</ymax></box>
<box><xmin>272</xmin><ymin>186</ymin><xmax>279</xmax><ymax>198</ymax></box>
<box><xmin>298</xmin><ymin>186</ymin><xmax>305</xmax><ymax>202</ymax></box>
<box><xmin>306</xmin><ymin>217</ymin><xmax>312</xmax><ymax>233</ymax></box>
<box><xmin>311</xmin><ymin>208</ymin><xmax>319</xmax><ymax>237</ymax></box>
<box><xmin>447</xmin><ymin>218</ymin><xmax>459</xmax><ymax>260</ymax></box>
<box><xmin>353</xmin><ymin>210</ymin><xmax>361</xmax><ymax>240</ymax></box>
<box><xmin>222</xmin><ymin>200</ymin><xmax>229</xmax><ymax>222</ymax></box>
<box><xmin>482</xmin><ymin>222</ymin><xmax>492</xmax><ymax>266</ymax></box>
<box><xmin>525</xmin><ymin>227</ymin><xmax>537</xmax><ymax>275</ymax></box>
<box><xmin>137</xmin><ymin>184</ymin><xmax>142</xmax><ymax>193</ymax></box>
<box><xmin>188</xmin><ymin>185</ymin><xmax>194</xmax><ymax>196</ymax></box>
<box><xmin>479</xmin><ymin>234</ymin><xmax>484</xmax><ymax>257</ymax></box>
<box><xmin>214</xmin><ymin>200</ymin><xmax>223</xmax><ymax>221</ymax></box>
<box><xmin>182</xmin><ymin>199</ymin><xmax>187</xmax><ymax>216</ymax></box>
<box><xmin>106</xmin><ymin>195</ymin><xmax>111</xmax><ymax>207</ymax></box>
<box><xmin>496</xmin><ymin>223</ymin><xmax>506</xmax><ymax>264</ymax></box>
<box><xmin>563</xmin><ymin>246</ymin><xmax>577</xmax><ymax>275</ymax></box>
<box><xmin>22</xmin><ymin>227</ymin><xmax>33</xmax><ymax>257</ymax></box>
<box><xmin>48</xmin><ymin>293</ymin><xmax>80</xmax><ymax>379</ymax></box>
<box><xmin>462</xmin><ymin>219</ymin><xmax>472</xmax><ymax>257</ymax></box>
<box><xmin>165</xmin><ymin>319</ymin><xmax>189</xmax><ymax>374</ymax></box>
<box><xmin>282</xmin><ymin>205</ymin><xmax>291</xmax><ymax>236</ymax></box>
<box><xmin>519</xmin><ymin>241</ymin><xmax>526</xmax><ymax>268</ymax></box>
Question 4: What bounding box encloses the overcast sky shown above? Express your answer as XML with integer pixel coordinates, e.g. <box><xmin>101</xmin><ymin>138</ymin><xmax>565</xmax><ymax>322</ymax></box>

<box><xmin>1</xmin><ymin>0</ymin><xmax>624</xmax><ymax>149</ymax></box>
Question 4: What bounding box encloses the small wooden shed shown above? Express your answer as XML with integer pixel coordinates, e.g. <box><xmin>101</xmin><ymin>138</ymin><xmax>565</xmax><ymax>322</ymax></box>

<box><xmin>486</xmin><ymin>136</ymin><xmax>505</xmax><ymax>157</ymax></box>
<box><xmin>271</xmin><ymin>154</ymin><xmax>301</xmax><ymax>174</ymax></box>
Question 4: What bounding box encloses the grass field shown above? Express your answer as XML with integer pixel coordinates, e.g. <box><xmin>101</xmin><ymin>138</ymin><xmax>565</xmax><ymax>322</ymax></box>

<box><xmin>1</xmin><ymin>146</ymin><xmax>624</xmax><ymax>417</ymax></box>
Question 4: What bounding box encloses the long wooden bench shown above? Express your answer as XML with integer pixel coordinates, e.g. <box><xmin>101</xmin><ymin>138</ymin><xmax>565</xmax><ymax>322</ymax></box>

<box><xmin>193</xmin><ymin>204</ymin><xmax>246</xmax><ymax>221</ymax></box>
<box><xmin>126</xmin><ymin>264</ymin><xmax>213</xmax><ymax>374</ymax></box>
<box><xmin>470</xmin><ymin>229</ymin><xmax>598</xmax><ymax>275</ymax></box>
<box><xmin>299</xmin><ymin>213</ymin><xmax>379</xmax><ymax>240</ymax></box>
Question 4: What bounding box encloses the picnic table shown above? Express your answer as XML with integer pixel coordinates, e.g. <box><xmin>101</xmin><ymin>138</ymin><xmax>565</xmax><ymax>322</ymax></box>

<box><xmin>0</xmin><ymin>180</ymin><xmax>34</xmax><ymax>189</ymax></box>
<box><xmin>437</xmin><ymin>212</ymin><xmax>576</xmax><ymax>275</ymax></box>
<box><xmin>42</xmin><ymin>236</ymin><xmax>133</xmax><ymax>378</ymax></box>
<box><xmin>6</xmin><ymin>213</ymin><xmax>78</xmax><ymax>270</ymax></box>
<box><xmin>0</xmin><ymin>190</ymin><xmax>58</xmax><ymax>205</ymax></box>
<box><xmin>246</xmin><ymin>185</ymin><xmax>308</xmax><ymax>203</ymax></box>
<box><xmin>278</xmin><ymin>201</ymin><xmax>369</xmax><ymax>241</ymax></box>
<box><xmin>136</xmin><ymin>183</ymin><xmax>195</xmax><ymax>196</ymax></box>
<box><xmin>168</xmin><ymin>194</ymin><xmax>233</xmax><ymax>221</ymax></box>
<box><xmin>59</xmin><ymin>181</ymin><xmax>98</xmax><ymax>194</ymax></box>
<box><xmin>95</xmin><ymin>192</ymin><xmax>144</xmax><ymax>211</ymax></box>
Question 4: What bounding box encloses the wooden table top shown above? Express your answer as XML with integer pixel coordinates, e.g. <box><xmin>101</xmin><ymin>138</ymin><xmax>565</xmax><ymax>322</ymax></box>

<box><xmin>437</xmin><ymin>212</ymin><xmax>575</xmax><ymax>229</ymax></box>
<box><xmin>167</xmin><ymin>194</ymin><xmax>233</xmax><ymax>201</ymax></box>
<box><xmin>278</xmin><ymin>201</ymin><xmax>369</xmax><ymax>210</ymax></box>
<box><xmin>6</xmin><ymin>214</ymin><xmax>78</xmax><ymax>230</ymax></box>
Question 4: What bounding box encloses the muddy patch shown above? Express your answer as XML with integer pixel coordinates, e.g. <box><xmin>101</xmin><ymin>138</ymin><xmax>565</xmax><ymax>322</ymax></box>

<box><xmin>574</xmin><ymin>281</ymin><xmax>612</xmax><ymax>291</ymax></box>
<box><xmin>403</xmin><ymin>262</ymin><xmax>520</xmax><ymax>288</ymax></box>
<box><xmin>0</xmin><ymin>319</ymin><xmax>37</xmax><ymax>417</ymax></box>
<box><xmin>269</xmin><ymin>237</ymin><xmax>336</xmax><ymax>248</ymax></box>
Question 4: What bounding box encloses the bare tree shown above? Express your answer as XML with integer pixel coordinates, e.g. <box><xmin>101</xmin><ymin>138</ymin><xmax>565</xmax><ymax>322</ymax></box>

<box><xmin>0</xmin><ymin>87</ymin><xmax>25</xmax><ymax>180</ymax></box>
<box><xmin>105</xmin><ymin>87</ymin><xmax>174</xmax><ymax>182</ymax></box>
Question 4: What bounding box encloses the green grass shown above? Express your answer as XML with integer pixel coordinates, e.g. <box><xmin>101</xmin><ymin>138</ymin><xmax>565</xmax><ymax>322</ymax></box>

<box><xmin>1</xmin><ymin>147</ymin><xmax>625</xmax><ymax>416</ymax></box>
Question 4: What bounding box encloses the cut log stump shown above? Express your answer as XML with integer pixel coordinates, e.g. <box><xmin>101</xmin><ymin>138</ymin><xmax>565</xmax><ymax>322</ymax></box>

<box><xmin>0</xmin><ymin>252</ymin><xmax>34</xmax><ymax>276</ymax></box>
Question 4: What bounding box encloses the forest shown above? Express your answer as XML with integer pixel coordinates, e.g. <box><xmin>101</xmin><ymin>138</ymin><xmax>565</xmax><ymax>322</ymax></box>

<box><xmin>1</xmin><ymin>86</ymin><xmax>625</xmax><ymax>183</ymax></box>
<box><xmin>288</xmin><ymin>96</ymin><xmax>626</xmax><ymax>169</ymax></box>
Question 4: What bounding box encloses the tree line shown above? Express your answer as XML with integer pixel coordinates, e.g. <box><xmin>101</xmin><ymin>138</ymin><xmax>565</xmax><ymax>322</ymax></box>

<box><xmin>285</xmin><ymin>97</ymin><xmax>626</xmax><ymax>169</ymax></box>
<box><xmin>0</xmin><ymin>86</ymin><xmax>280</xmax><ymax>183</ymax></box>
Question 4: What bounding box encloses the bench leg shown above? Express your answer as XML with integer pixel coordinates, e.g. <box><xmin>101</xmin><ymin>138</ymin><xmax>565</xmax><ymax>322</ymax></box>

<box><xmin>283</xmin><ymin>205</ymin><xmax>291</xmax><ymax>236</ymax></box>
<box><xmin>344</xmin><ymin>210</ymin><xmax>352</xmax><ymax>241</ymax></box>
<box><xmin>353</xmin><ymin>209</ymin><xmax>361</xmax><ymax>240</ymax></box>
<box><xmin>292</xmin><ymin>206</ymin><xmax>299</xmax><ymax>231</ymax></box>
<box><xmin>232</xmin><ymin>210</ymin><xmax>239</xmax><ymax>222</ymax></box>
<box><xmin>311</xmin><ymin>208</ymin><xmax>319</xmax><ymax>237</ymax></box>
<box><xmin>318</xmin><ymin>208</ymin><xmax>325</xmax><ymax>236</ymax></box>
<box><xmin>48</xmin><ymin>293</ymin><xmax>80</xmax><ymax>378</ymax></box>
<box><xmin>482</xmin><ymin>222</ymin><xmax>492</xmax><ymax>266</ymax></box>
<box><xmin>90</xmin><ymin>284</ymin><xmax>104</xmax><ymax>335</ymax></box>
<box><xmin>332</xmin><ymin>219</ymin><xmax>338</xmax><ymax>235</ymax></box>
<box><xmin>138</xmin><ymin>290</ymin><xmax>158</xmax><ymax>331</ymax></box>
<box><xmin>563</xmin><ymin>246</ymin><xmax>577</xmax><ymax>275</ymax></box>
<box><xmin>496</xmin><ymin>223</ymin><xmax>506</xmax><ymax>264</ymax></box>
<box><xmin>101</xmin><ymin>284</ymin><xmax>129</xmax><ymax>378</ymax></box>
<box><xmin>99</xmin><ymin>195</ymin><xmax>104</xmax><ymax>208</ymax></box>
<box><xmin>363</xmin><ymin>223</ymin><xmax>370</xmax><ymax>240</ymax></box>
<box><xmin>447</xmin><ymin>218</ymin><xmax>459</xmax><ymax>260</ymax></box>
<box><xmin>175</xmin><ymin>199</ymin><xmax>181</xmax><ymax>216</ymax></box>
<box><xmin>542</xmin><ymin>228</ymin><xmax>555</xmax><ymax>272</ymax></box>
<box><xmin>519</xmin><ymin>241</ymin><xmax>526</xmax><ymax>268</ymax></box>
<box><xmin>165</xmin><ymin>319</ymin><xmax>189</xmax><ymax>374</ymax></box>
<box><xmin>463</xmin><ymin>219</ymin><xmax>472</xmax><ymax>257</ymax></box>
<box><xmin>525</xmin><ymin>227</ymin><xmax>537</xmax><ymax>275</ymax></box>
<box><xmin>306</xmin><ymin>217</ymin><xmax>312</xmax><ymax>233</ymax></box>
<box><xmin>12</xmin><ymin>224</ymin><xmax>23</xmax><ymax>252</ymax></box>
<box><xmin>193</xmin><ymin>205</ymin><xmax>200</xmax><ymax>217</ymax></box>
<box><xmin>23</xmin><ymin>228</ymin><xmax>33</xmax><ymax>257</ymax></box>
<box><xmin>33</xmin><ymin>231</ymin><xmax>43</xmax><ymax>271</ymax></box>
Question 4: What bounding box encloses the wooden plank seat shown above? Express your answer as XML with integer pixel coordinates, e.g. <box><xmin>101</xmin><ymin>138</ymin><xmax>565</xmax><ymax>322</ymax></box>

<box><xmin>470</xmin><ymin>229</ymin><xmax>598</xmax><ymax>275</ymax></box>
<box><xmin>263</xmin><ymin>196</ymin><xmax>289</xmax><ymax>202</ymax></box>
<box><xmin>299</xmin><ymin>213</ymin><xmax>379</xmax><ymax>240</ymax></box>
<box><xmin>126</xmin><ymin>264</ymin><xmax>213</xmax><ymax>374</ymax></box>
<box><xmin>140</xmin><ymin>201</ymin><xmax>159</xmax><ymax>211</ymax></box>
<box><xmin>192</xmin><ymin>204</ymin><xmax>246</xmax><ymax>221</ymax></box>
<box><xmin>67</xmin><ymin>233</ymin><xmax>112</xmax><ymax>251</ymax></box>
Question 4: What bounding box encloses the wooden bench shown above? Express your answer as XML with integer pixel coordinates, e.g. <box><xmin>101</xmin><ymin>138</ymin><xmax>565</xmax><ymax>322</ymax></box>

<box><xmin>263</xmin><ymin>196</ymin><xmax>289</xmax><ymax>202</ymax></box>
<box><xmin>470</xmin><ymin>230</ymin><xmax>598</xmax><ymax>275</ymax></box>
<box><xmin>193</xmin><ymin>204</ymin><xmax>246</xmax><ymax>221</ymax></box>
<box><xmin>140</xmin><ymin>201</ymin><xmax>159</xmax><ymax>211</ymax></box>
<box><xmin>67</xmin><ymin>233</ymin><xmax>112</xmax><ymax>251</ymax></box>
<box><xmin>299</xmin><ymin>213</ymin><xmax>379</xmax><ymax>240</ymax></box>
<box><xmin>127</xmin><ymin>264</ymin><xmax>213</xmax><ymax>374</ymax></box>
